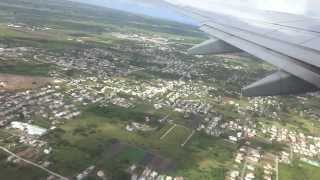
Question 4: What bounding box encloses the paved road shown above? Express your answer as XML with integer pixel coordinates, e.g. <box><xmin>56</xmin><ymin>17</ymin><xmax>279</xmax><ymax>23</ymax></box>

<box><xmin>181</xmin><ymin>130</ymin><xmax>195</xmax><ymax>147</ymax></box>
<box><xmin>160</xmin><ymin>124</ymin><xmax>176</xmax><ymax>140</ymax></box>
<box><xmin>240</xmin><ymin>160</ymin><xmax>247</xmax><ymax>180</ymax></box>
<box><xmin>0</xmin><ymin>146</ymin><xmax>68</xmax><ymax>180</ymax></box>
<box><xmin>290</xmin><ymin>144</ymin><xmax>293</xmax><ymax>160</ymax></box>
<box><xmin>276</xmin><ymin>156</ymin><xmax>279</xmax><ymax>180</ymax></box>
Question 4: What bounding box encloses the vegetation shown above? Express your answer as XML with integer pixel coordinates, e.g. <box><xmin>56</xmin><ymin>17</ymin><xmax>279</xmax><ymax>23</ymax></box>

<box><xmin>0</xmin><ymin>152</ymin><xmax>47</xmax><ymax>180</ymax></box>
<box><xmin>0</xmin><ymin>62</ymin><xmax>53</xmax><ymax>76</ymax></box>
<box><xmin>279</xmin><ymin>160</ymin><xmax>320</xmax><ymax>180</ymax></box>
<box><xmin>43</xmin><ymin>106</ymin><xmax>236</xmax><ymax>178</ymax></box>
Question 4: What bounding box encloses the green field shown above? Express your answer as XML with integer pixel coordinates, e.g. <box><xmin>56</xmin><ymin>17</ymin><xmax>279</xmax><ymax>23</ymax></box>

<box><xmin>0</xmin><ymin>152</ymin><xmax>47</xmax><ymax>180</ymax></box>
<box><xmin>279</xmin><ymin>160</ymin><xmax>320</xmax><ymax>180</ymax></box>
<box><xmin>162</xmin><ymin>125</ymin><xmax>192</xmax><ymax>147</ymax></box>
<box><xmin>0</xmin><ymin>62</ymin><xmax>54</xmax><ymax>77</ymax></box>
<box><xmin>258</xmin><ymin>112</ymin><xmax>320</xmax><ymax>137</ymax></box>
<box><xmin>43</xmin><ymin>104</ymin><xmax>236</xmax><ymax>179</ymax></box>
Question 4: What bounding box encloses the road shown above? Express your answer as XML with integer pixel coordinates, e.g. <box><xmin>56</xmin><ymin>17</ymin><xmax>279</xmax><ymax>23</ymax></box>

<box><xmin>276</xmin><ymin>156</ymin><xmax>279</xmax><ymax>180</ymax></box>
<box><xmin>160</xmin><ymin>124</ymin><xmax>176</xmax><ymax>140</ymax></box>
<box><xmin>290</xmin><ymin>144</ymin><xmax>293</xmax><ymax>160</ymax></box>
<box><xmin>125</xmin><ymin>68</ymin><xmax>145</xmax><ymax>76</ymax></box>
<box><xmin>240</xmin><ymin>160</ymin><xmax>247</xmax><ymax>180</ymax></box>
<box><xmin>158</xmin><ymin>115</ymin><xmax>169</xmax><ymax>123</ymax></box>
<box><xmin>181</xmin><ymin>130</ymin><xmax>195</xmax><ymax>147</ymax></box>
<box><xmin>0</xmin><ymin>146</ymin><xmax>69</xmax><ymax>180</ymax></box>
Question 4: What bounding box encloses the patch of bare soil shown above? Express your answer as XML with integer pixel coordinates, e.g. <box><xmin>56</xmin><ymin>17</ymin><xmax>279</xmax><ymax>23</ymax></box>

<box><xmin>141</xmin><ymin>152</ymin><xmax>176</xmax><ymax>172</ymax></box>
<box><xmin>0</xmin><ymin>73</ymin><xmax>52</xmax><ymax>91</ymax></box>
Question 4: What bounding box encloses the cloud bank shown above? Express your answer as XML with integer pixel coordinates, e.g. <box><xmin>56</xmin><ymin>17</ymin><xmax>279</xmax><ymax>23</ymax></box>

<box><xmin>70</xmin><ymin>0</ymin><xmax>320</xmax><ymax>24</ymax></box>
<box><xmin>164</xmin><ymin>0</ymin><xmax>320</xmax><ymax>17</ymax></box>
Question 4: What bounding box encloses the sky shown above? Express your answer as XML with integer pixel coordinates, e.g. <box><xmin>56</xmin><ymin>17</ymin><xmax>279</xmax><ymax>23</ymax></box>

<box><xmin>70</xmin><ymin>0</ymin><xmax>194</xmax><ymax>23</ymax></box>
<box><xmin>70</xmin><ymin>0</ymin><xmax>320</xmax><ymax>23</ymax></box>
<box><xmin>166</xmin><ymin>0</ymin><xmax>308</xmax><ymax>14</ymax></box>
<box><xmin>162</xmin><ymin>0</ymin><xmax>320</xmax><ymax>17</ymax></box>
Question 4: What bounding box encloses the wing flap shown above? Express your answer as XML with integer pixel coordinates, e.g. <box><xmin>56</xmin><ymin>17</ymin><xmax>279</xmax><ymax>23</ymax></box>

<box><xmin>201</xmin><ymin>25</ymin><xmax>320</xmax><ymax>88</ymax></box>
<box><xmin>303</xmin><ymin>37</ymin><xmax>320</xmax><ymax>51</ymax></box>
<box><xmin>188</xmin><ymin>38</ymin><xmax>242</xmax><ymax>55</ymax></box>
<box><xmin>242</xmin><ymin>70</ymin><xmax>318</xmax><ymax>97</ymax></box>
<box><xmin>265</xmin><ymin>28</ymin><xmax>317</xmax><ymax>45</ymax></box>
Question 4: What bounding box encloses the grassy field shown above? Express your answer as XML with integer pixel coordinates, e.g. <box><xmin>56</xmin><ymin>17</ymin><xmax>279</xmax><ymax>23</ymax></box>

<box><xmin>0</xmin><ymin>62</ymin><xmax>53</xmax><ymax>77</ymax></box>
<box><xmin>0</xmin><ymin>151</ymin><xmax>47</xmax><ymax>180</ymax></box>
<box><xmin>162</xmin><ymin>125</ymin><xmax>192</xmax><ymax>147</ymax></box>
<box><xmin>258</xmin><ymin>112</ymin><xmax>320</xmax><ymax>137</ymax></box>
<box><xmin>279</xmin><ymin>160</ymin><xmax>320</xmax><ymax>180</ymax></box>
<box><xmin>285</xmin><ymin>114</ymin><xmax>320</xmax><ymax>136</ymax></box>
<box><xmin>177</xmin><ymin>134</ymin><xmax>236</xmax><ymax>179</ymax></box>
<box><xmin>44</xmin><ymin>104</ymin><xmax>236</xmax><ymax>179</ymax></box>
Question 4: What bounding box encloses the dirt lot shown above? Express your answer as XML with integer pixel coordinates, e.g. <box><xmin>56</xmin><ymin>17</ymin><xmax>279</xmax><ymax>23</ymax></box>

<box><xmin>0</xmin><ymin>73</ymin><xmax>52</xmax><ymax>91</ymax></box>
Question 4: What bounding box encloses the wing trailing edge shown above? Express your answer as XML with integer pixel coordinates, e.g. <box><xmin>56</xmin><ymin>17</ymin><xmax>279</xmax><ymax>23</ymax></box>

<box><xmin>242</xmin><ymin>70</ymin><xmax>319</xmax><ymax>97</ymax></box>
<box><xmin>188</xmin><ymin>38</ymin><xmax>242</xmax><ymax>55</ymax></box>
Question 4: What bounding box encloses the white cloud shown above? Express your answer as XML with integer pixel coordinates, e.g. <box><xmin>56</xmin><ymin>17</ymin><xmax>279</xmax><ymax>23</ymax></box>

<box><xmin>164</xmin><ymin>0</ymin><xmax>319</xmax><ymax>17</ymax></box>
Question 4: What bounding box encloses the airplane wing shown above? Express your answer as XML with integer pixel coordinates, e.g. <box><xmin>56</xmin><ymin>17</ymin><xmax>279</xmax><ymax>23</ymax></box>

<box><xmin>171</xmin><ymin>4</ymin><xmax>320</xmax><ymax>97</ymax></box>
